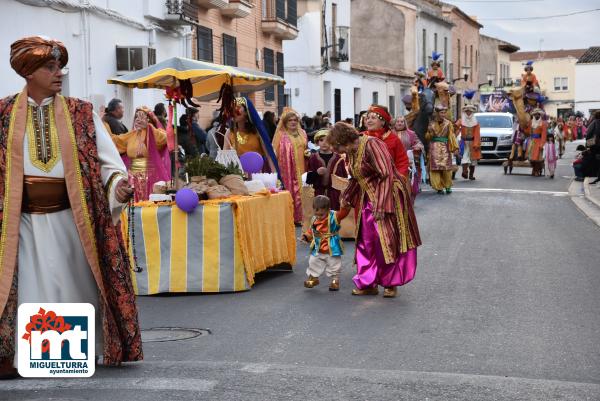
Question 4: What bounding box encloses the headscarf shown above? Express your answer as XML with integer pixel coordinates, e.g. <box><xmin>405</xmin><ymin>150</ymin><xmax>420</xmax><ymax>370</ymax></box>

<box><xmin>10</xmin><ymin>36</ymin><xmax>68</xmax><ymax>77</ymax></box>
<box><xmin>367</xmin><ymin>105</ymin><xmax>392</xmax><ymax>125</ymax></box>
<box><xmin>273</xmin><ymin>107</ymin><xmax>303</xmax><ymax>151</ymax></box>
<box><xmin>235</xmin><ymin>97</ymin><xmax>282</xmax><ymax>181</ymax></box>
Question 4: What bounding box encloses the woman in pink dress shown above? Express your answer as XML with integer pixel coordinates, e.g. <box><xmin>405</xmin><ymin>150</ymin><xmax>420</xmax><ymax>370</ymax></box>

<box><xmin>392</xmin><ymin>116</ymin><xmax>424</xmax><ymax>196</ymax></box>
<box><xmin>272</xmin><ymin>108</ymin><xmax>308</xmax><ymax>224</ymax></box>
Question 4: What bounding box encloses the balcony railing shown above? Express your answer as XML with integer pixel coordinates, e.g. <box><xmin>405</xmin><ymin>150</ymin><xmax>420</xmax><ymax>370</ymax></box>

<box><xmin>192</xmin><ymin>0</ymin><xmax>229</xmax><ymax>9</ymax></box>
<box><xmin>166</xmin><ymin>0</ymin><xmax>200</xmax><ymax>25</ymax></box>
<box><xmin>222</xmin><ymin>0</ymin><xmax>253</xmax><ymax>18</ymax></box>
<box><xmin>262</xmin><ymin>0</ymin><xmax>298</xmax><ymax>39</ymax></box>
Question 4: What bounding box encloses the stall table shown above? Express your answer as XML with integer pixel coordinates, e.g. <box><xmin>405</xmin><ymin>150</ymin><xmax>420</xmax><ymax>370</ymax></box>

<box><xmin>122</xmin><ymin>191</ymin><xmax>296</xmax><ymax>295</ymax></box>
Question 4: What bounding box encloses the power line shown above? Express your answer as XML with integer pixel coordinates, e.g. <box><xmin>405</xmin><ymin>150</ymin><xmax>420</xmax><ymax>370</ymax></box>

<box><xmin>479</xmin><ymin>7</ymin><xmax>600</xmax><ymax>20</ymax></box>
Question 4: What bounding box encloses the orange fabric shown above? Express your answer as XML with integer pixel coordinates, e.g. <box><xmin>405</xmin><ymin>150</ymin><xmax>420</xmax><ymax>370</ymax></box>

<box><xmin>10</xmin><ymin>36</ymin><xmax>68</xmax><ymax>77</ymax></box>
<box><xmin>111</xmin><ymin>126</ymin><xmax>167</xmax><ymax>158</ymax></box>
<box><xmin>232</xmin><ymin>131</ymin><xmax>265</xmax><ymax>156</ymax></box>
<box><xmin>456</xmin><ymin>120</ymin><xmax>481</xmax><ymax>160</ymax></box>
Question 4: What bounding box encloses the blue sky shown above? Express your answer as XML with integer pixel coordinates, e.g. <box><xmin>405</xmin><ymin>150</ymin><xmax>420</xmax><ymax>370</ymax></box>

<box><xmin>444</xmin><ymin>0</ymin><xmax>600</xmax><ymax>51</ymax></box>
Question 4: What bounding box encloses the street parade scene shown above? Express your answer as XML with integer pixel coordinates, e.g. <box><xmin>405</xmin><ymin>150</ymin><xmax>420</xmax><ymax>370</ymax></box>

<box><xmin>0</xmin><ymin>0</ymin><xmax>599</xmax><ymax>400</ymax></box>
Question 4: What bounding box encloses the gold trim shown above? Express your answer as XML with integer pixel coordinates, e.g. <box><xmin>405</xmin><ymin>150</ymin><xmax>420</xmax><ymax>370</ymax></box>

<box><xmin>0</xmin><ymin>93</ymin><xmax>21</xmax><ymax>276</ymax></box>
<box><xmin>26</xmin><ymin>103</ymin><xmax>60</xmax><ymax>173</ymax></box>
<box><xmin>104</xmin><ymin>171</ymin><xmax>127</xmax><ymax>197</ymax></box>
<box><xmin>59</xmin><ymin>96</ymin><xmax>100</xmax><ymax>269</ymax></box>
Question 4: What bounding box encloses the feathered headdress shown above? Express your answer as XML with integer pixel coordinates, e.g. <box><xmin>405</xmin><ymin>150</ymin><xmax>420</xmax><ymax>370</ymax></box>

<box><xmin>463</xmin><ymin>90</ymin><xmax>477</xmax><ymax>100</ymax></box>
<box><xmin>431</xmin><ymin>52</ymin><xmax>443</xmax><ymax>65</ymax></box>
<box><xmin>524</xmin><ymin>60</ymin><xmax>534</xmax><ymax>70</ymax></box>
<box><xmin>415</xmin><ymin>66</ymin><xmax>427</xmax><ymax>77</ymax></box>
<box><xmin>463</xmin><ymin>89</ymin><xmax>478</xmax><ymax>112</ymax></box>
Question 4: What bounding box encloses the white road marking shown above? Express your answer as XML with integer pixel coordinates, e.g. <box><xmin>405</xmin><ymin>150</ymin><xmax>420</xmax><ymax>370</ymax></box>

<box><xmin>422</xmin><ymin>187</ymin><xmax>570</xmax><ymax>196</ymax></box>
<box><xmin>2</xmin><ymin>377</ymin><xmax>216</xmax><ymax>392</ymax></box>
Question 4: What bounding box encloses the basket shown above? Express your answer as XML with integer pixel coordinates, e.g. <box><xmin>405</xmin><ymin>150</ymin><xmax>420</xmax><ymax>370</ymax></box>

<box><xmin>331</xmin><ymin>157</ymin><xmax>349</xmax><ymax>192</ymax></box>
<box><xmin>331</xmin><ymin>174</ymin><xmax>349</xmax><ymax>192</ymax></box>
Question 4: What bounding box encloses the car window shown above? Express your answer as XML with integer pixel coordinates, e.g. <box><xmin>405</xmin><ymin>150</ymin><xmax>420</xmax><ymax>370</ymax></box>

<box><xmin>475</xmin><ymin>115</ymin><xmax>513</xmax><ymax>128</ymax></box>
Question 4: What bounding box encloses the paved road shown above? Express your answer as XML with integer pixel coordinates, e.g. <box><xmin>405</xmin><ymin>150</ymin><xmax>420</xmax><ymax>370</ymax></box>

<box><xmin>3</xmin><ymin>141</ymin><xmax>600</xmax><ymax>400</ymax></box>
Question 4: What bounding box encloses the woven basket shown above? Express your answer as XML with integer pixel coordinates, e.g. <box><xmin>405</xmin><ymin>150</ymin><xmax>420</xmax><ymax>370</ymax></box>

<box><xmin>331</xmin><ymin>174</ymin><xmax>349</xmax><ymax>192</ymax></box>
<box><xmin>331</xmin><ymin>157</ymin><xmax>349</xmax><ymax>191</ymax></box>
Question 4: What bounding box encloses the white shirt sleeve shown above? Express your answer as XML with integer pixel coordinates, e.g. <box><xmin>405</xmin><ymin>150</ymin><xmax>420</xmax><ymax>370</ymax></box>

<box><xmin>93</xmin><ymin>112</ymin><xmax>128</xmax><ymax>224</ymax></box>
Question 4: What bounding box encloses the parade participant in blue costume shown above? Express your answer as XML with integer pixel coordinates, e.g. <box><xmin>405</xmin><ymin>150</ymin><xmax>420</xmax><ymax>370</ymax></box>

<box><xmin>427</xmin><ymin>52</ymin><xmax>446</xmax><ymax>89</ymax></box>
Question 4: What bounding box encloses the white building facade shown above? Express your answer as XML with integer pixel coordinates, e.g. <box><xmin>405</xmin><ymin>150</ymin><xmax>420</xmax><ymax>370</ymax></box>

<box><xmin>575</xmin><ymin>47</ymin><xmax>600</xmax><ymax>117</ymax></box>
<box><xmin>283</xmin><ymin>0</ymin><xmax>360</xmax><ymax>123</ymax></box>
<box><xmin>0</xmin><ymin>0</ymin><xmax>194</xmax><ymax>127</ymax></box>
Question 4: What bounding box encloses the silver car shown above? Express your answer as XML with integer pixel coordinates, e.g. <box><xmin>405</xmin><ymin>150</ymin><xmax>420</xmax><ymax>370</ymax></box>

<box><xmin>474</xmin><ymin>112</ymin><xmax>514</xmax><ymax>159</ymax></box>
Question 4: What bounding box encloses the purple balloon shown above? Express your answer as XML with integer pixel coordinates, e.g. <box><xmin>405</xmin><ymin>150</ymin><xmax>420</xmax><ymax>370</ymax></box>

<box><xmin>239</xmin><ymin>151</ymin><xmax>264</xmax><ymax>174</ymax></box>
<box><xmin>175</xmin><ymin>188</ymin><xmax>199</xmax><ymax>213</ymax></box>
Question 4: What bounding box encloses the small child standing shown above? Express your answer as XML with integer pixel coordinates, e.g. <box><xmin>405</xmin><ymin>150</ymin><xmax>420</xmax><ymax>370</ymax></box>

<box><xmin>544</xmin><ymin>133</ymin><xmax>558</xmax><ymax>179</ymax></box>
<box><xmin>301</xmin><ymin>195</ymin><xmax>349</xmax><ymax>291</ymax></box>
<box><xmin>306</xmin><ymin>129</ymin><xmax>348</xmax><ymax>210</ymax></box>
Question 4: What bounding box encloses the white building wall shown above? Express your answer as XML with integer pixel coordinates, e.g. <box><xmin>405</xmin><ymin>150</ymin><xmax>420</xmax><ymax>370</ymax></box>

<box><xmin>575</xmin><ymin>63</ymin><xmax>600</xmax><ymax>117</ymax></box>
<box><xmin>283</xmin><ymin>0</ymin><xmax>361</xmax><ymax>122</ymax></box>
<box><xmin>415</xmin><ymin>14</ymin><xmax>452</xmax><ymax>73</ymax></box>
<box><xmin>0</xmin><ymin>0</ymin><xmax>190</xmax><ymax>128</ymax></box>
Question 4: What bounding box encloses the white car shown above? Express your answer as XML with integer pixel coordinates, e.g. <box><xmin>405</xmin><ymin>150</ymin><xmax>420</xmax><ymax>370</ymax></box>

<box><xmin>474</xmin><ymin>112</ymin><xmax>514</xmax><ymax>159</ymax></box>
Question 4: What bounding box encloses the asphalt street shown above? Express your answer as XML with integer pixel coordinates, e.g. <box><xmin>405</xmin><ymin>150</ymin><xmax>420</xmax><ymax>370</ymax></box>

<box><xmin>2</xmin><ymin>141</ymin><xmax>599</xmax><ymax>400</ymax></box>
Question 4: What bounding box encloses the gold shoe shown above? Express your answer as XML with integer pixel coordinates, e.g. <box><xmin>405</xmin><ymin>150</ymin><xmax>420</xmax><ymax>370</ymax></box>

<box><xmin>383</xmin><ymin>287</ymin><xmax>397</xmax><ymax>298</ymax></box>
<box><xmin>329</xmin><ymin>278</ymin><xmax>340</xmax><ymax>291</ymax></box>
<box><xmin>304</xmin><ymin>275</ymin><xmax>320</xmax><ymax>288</ymax></box>
<box><xmin>352</xmin><ymin>287</ymin><xmax>379</xmax><ymax>296</ymax></box>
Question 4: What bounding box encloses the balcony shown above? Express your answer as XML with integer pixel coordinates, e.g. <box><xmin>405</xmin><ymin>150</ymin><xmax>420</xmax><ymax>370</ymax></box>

<box><xmin>165</xmin><ymin>0</ymin><xmax>200</xmax><ymax>25</ymax></box>
<box><xmin>221</xmin><ymin>0</ymin><xmax>253</xmax><ymax>18</ymax></box>
<box><xmin>261</xmin><ymin>0</ymin><xmax>298</xmax><ymax>40</ymax></box>
<box><xmin>192</xmin><ymin>0</ymin><xmax>229</xmax><ymax>9</ymax></box>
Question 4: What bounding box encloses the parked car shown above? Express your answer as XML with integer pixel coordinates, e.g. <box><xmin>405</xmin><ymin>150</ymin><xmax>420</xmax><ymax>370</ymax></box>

<box><xmin>474</xmin><ymin>112</ymin><xmax>514</xmax><ymax>159</ymax></box>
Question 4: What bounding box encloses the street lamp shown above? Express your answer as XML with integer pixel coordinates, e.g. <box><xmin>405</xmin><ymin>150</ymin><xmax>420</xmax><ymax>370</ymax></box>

<box><xmin>478</xmin><ymin>72</ymin><xmax>495</xmax><ymax>89</ymax></box>
<box><xmin>452</xmin><ymin>65</ymin><xmax>471</xmax><ymax>84</ymax></box>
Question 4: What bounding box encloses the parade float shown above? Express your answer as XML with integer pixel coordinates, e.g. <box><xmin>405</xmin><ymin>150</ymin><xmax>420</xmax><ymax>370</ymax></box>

<box><xmin>108</xmin><ymin>57</ymin><xmax>296</xmax><ymax>294</ymax></box>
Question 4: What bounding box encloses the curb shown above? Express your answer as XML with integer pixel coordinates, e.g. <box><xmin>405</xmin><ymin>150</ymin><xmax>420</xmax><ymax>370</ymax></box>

<box><xmin>570</xmin><ymin>179</ymin><xmax>600</xmax><ymax>227</ymax></box>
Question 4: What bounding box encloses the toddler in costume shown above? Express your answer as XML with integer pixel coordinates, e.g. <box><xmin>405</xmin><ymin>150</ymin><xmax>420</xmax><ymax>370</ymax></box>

<box><xmin>301</xmin><ymin>195</ymin><xmax>350</xmax><ymax>291</ymax></box>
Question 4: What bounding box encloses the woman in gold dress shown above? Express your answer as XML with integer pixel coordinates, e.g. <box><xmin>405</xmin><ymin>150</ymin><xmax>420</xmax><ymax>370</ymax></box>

<box><xmin>111</xmin><ymin>106</ymin><xmax>169</xmax><ymax>201</ymax></box>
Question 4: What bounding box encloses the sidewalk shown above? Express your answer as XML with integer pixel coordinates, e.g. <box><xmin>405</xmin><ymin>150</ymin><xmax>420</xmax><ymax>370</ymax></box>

<box><xmin>583</xmin><ymin>177</ymin><xmax>600</xmax><ymax>209</ymax></box>
<box><xmin>571</xmin><ymin>177</ymin><xmax>600</xmax><ymax>227</ymax></box>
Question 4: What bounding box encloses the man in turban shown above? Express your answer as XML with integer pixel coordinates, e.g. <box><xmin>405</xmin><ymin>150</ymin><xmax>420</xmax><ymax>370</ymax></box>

<box><xmin>426</xmin><ymin>105</ymin><xmax>459</xmax><ymax>194</ymax></box>
<box><xmin>0</xmin><ymin>36</ymin><xmax>142</xmax><ymax>378</ymax></box>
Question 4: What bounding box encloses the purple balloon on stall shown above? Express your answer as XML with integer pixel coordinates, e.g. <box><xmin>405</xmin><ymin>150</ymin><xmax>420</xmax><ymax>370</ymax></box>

<box><xmin>175</xmin><ymin>188</ymin><xmax>199</xmax><ymax>213</ymax></box>
<box><xmin>239</xmin><ymin>151</ymin><xmax>264</xmax><ymax>174</ymax></box>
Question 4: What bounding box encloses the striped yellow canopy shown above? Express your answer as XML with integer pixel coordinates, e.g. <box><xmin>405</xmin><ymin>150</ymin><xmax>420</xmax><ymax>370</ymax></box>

<box><xmin>107</xmin><ymin>57</ymin><xmax>285</xmax><ymax>101</ymax></box>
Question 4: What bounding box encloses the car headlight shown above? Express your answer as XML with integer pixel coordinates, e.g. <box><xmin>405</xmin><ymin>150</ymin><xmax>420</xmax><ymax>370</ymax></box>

<box><xmin>498</xmin><ymin>134</ymin><xmax>512</xmax><ymax>144</ymax></box>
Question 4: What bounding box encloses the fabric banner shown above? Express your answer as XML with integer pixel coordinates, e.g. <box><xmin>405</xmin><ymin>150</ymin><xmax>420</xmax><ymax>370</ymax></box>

<box><xmin>122</xmin><ymin>191</ymin><xmax>296</xmax><ymax>294</ymax></box>
<box><xmin>124</xmin><ymin>202</ymin><xmax>248</xmax><ymax>295</ymax></box>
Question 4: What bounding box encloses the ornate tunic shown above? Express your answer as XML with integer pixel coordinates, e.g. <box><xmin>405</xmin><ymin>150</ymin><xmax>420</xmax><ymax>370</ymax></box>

<box><xmin>0</xmin><ymin>91</ymin><xmax>142</xmax><ymax>366</ymax></box>
<box><xmin>342</xmin><ymin>136</ymin><xmax>421</xmax><ymax>264</ymax></box>
<box><xmin>426</xmin><ymin>119</ymin><xmax>457</xmax><ymax>171</ymax></box>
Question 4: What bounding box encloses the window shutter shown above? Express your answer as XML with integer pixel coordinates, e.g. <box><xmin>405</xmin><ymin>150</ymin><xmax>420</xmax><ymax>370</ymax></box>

<box><xmin>276</xmin><ymin>0</ymin><xmax>286</xmax><ymax>20</ymax></box>
<box><xmin>264</xmin><ymin>48</ymin><xmax>275</xmax><ymax>102</ymax></box>
<box><xmin>197</xmin><ymin>26</ymin><xmax>213</xmax><ymax>62</ymax></box>
<box><xmin>277</xmin><ymin>52</ymin><xmax>285</xmax><ymax>113</ymax></box>
<box><xmin>223</xmin><ymin>34</ymin><xmax>237</xmax><ymax>67</ymax></box>
<box><xmin>286</xmin><ymin>0</ymin><xmax>297</xmax><ymax>26</ymax></box>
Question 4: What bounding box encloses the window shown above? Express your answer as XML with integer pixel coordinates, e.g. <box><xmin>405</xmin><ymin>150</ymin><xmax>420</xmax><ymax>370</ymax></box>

<box><xmin>470</xmin><ymin>45</ymin><xmax>473</xmax><ymax>82</ymax></box>
<box><xmin>434</xmin><ymin>33</ymin><xmax>438</xmax><ymax>53</ymax></box>
<box><xmin>389</xmin><ymin>96</ymin><xmax>395</xmax><ymax>118</ymax></box>
<box><xmin>372</xmin><ymin>91</ymin><xmax>379</xmax><ymax>105</ymax></box>
<box><xmin>116</xmin><ymin>46</ymin><xmax>156</xmax><ymax>72</ymax></box>
<box><xmin>196</xmin><ymin>26</ymin><xmax>213</xmax><ymax>62</ymax></box>
<box><xmin>443</xmin><ymin>37</ymin><xmax>448</xmax><ymax>73</ymax></box>
<box><xmin>422</xmin><ymin>29</ymin><xmax>427</xmax><ymax>67</ymax></box>
<box><xmin>276</xmin><ymin>0</ymin><xmax>286</xmax><ymax>19</ymax></box>
<box><xmin>277</xmin><ymin>52</ymin><xmax>285</xmax><ymax>113</ymax></box>
<box><xmin>222</xmin><ymin>34</ymin><xmax>237</xmax><ymax>66</ymax></box>
<box><xmin>554</xmin><ymin>77</ymin><xmax>568</xmax><ymax>91</ymax></box>
<box><xmin>264</xmin><ymin>48</ymin><xmax>275</xmax><ymax>101</ymax></box>
<box><xmin>457</xmin><ymin>39</ymin><xmax>461</xmax><ymax>74</ymax></box>
<box><xmin>287</xmin><ymin>0</ymin><xmax>297</xmax><ymax>26</ymax></box>
<box><xmin>449</xmin><ymin>63</ymin><xmax>454</xmax><ymax>82</ymax></box>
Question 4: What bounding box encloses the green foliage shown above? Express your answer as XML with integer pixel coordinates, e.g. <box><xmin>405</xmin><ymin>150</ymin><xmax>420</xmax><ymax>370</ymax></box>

<box><xmin>185</xmin><ymin>156</ymin><xmax>243</xmax><ymax>181</ymax></box>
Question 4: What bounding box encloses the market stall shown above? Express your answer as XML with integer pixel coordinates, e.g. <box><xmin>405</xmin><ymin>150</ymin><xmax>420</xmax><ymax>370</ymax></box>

<box><xmin>123</xmin><ymin>191</ymin><xmax>296</xmax><ymax>295</ymax></box>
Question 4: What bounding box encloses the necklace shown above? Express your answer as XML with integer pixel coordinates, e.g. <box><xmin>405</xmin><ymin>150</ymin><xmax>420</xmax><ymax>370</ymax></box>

<box><xmin>127</xmin><ymin>200</ymin><xmax>142</xmax><ymax>273</ymax></box>
<box><xmin>236</xmin><ymin>130</ymin><xmax>251</xmax><ymax>145</ymax></box>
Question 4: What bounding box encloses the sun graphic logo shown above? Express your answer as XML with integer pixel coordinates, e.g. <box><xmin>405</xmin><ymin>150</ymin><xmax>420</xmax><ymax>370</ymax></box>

<box><xmin>18</xmin><ymin>303</ymin><xmax>95</xmax><ymax>377</ymax></box>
